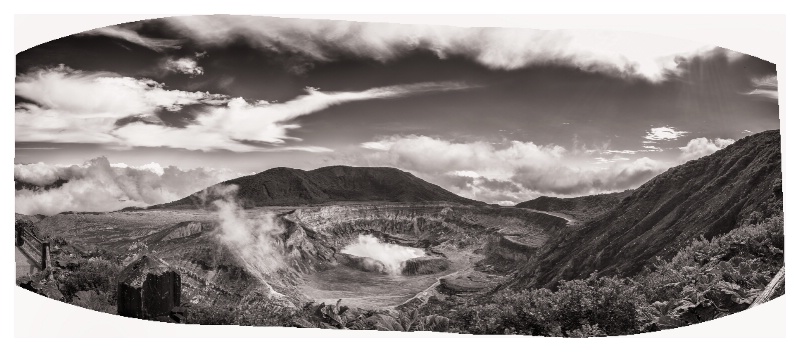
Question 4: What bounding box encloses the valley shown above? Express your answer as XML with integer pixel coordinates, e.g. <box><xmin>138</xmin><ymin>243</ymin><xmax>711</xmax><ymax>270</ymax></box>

<box><xmin>14</xmin><ymin>130</ymin><xmax>784</xmax><ymax>335</ymax></box>
<box><xmin>26</xmin><ymin>202</ymin><xmax>567</xmax><ymax>312</ymax></box>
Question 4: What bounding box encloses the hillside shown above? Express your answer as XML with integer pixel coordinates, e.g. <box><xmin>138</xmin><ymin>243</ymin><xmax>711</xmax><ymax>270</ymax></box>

<box><xmin>161</xmin><ymin>165</ymin><xmax>483</xmax><ymax>208</ymax></box>
<box><xmin>515</xmin><ymin>190</ymin><xmax>634</xmax><ymax>222</ymax></box>
<box><xmin>512</xmin><ymin>129</ymin><xmax>782</xmax><ymax>289</ymax></box>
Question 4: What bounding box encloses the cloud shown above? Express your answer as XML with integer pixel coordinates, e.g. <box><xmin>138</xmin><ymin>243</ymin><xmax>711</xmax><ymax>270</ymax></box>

<box><xmin>14</xmin><ymin>157</ymin><xmax>242</xmax><ymax>215</ymax></box>
<box><xmin>81</xmin><ymin>25</ymin><xmax>182</xmax><ymax>52</ymax></box>
<box><xmin>162</xmin><ymin>57</ymin><xmax>204</xmax><ymax>75</ymax></box>
<box><xmin>113</xmin><ymin>82</ymin><xmax>472</xmax><ymax>152</ymax></box>
<box><xmin>644</xmin><ymin>126</ymin><xmax>689</xmax><ymax>141</ymax></box>
<box><xmin>355</xmin><ymin>134</ymin><xmax>667</xmax><ymax>202</ymax></box>
<box><xmin>16</xmin><ymin>65</ymin><xmax>470</xmax><ymax>152</ymax></box>
<box><xmin>746</xmin><ymin>74</ymin><xmax>778</xmax><ymax>100</ymax></box>
<box><xmin>159</xmin><ymin>15</ymin><xmax>718</xmax><ymax>81</ymax></box>
<box><xmin>15</xmin><ymin>65</ymin><xmax>227</xmax><ymax>145</ymax></box>
<box><xmin>594</xmin><ymin>155</ymin><xmax>631</xmax><ymax>164</ymax></box>
<box><xmin>678</xmin><ymin>137</ymin><xmax>735</xmax><ymax>162</ymax></box>
<box><xmin>15</xmin><ymin>65</ymin><xmax>225</xmax><ymax>118</ymax></box>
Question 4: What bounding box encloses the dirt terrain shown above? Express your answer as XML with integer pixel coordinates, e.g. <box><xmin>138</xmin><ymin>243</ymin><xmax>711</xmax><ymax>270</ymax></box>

<box><xmin>29</xmin><ymin>203</ymin><xmax>567</xmax><ymax>310</ymax></box>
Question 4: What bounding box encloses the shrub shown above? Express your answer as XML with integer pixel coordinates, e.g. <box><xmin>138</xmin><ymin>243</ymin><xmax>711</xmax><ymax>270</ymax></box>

<box><xmin>57</xmin><ymin>257</ymin><xmax>121</xmax><ymax>303</ymax></box>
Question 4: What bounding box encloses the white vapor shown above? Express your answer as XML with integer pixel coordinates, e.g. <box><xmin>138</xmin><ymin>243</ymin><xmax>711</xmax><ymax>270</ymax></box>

<box><xmin>14</xmin><ymin>157</ymin><xmax>241</xmax><ymax>215</ymax></box>
<box><xmin>341</xmin><ymin>235</ymin><xmax>424</xmax><ymax>275</ymax></box>
<box><xmin>161</xmin><ymin>15</ymin><xmax>718</xmax><ymax>81</ymax></box>
<box><xmin>678</xmin><ymin>137</ymin><xmax>735</xmax><ymax>162</ymax></box>
<box><xmin>81</xmin><ymin>25</ymin><xmax>182</xmax><ymax>52</ymax></box>
<box><xmin>16</xmin><ymin>65</ymin><xmax>470</xmax><ymax>152</ymax></box>
<box><xmin>210</xmin><ymin>185</ymin><xmax>285</xmax><ymax>295</ymax></box>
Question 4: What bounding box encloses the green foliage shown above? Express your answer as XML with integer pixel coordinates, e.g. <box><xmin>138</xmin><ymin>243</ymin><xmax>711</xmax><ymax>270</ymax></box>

<box><xmin>183</xmin><ymin>293</ymin><xmax>296</xmax><ymax>326</ymax></box>
<box><xmin>635</xmin><ymin>216</ymin><xmax>783</xmax><ymax>329</ymax></box>
<box><xmin>437</xmin><ymin>275</ymin><xmax>643</xmax><ymax>336</ymax></box>
<box><xmin>72</xmin><ymin>290</ymin><xmax>115</xmax><ymax>314</ymax></box>
<box><xmin>427</xmin><ymin>216</ymin><xmax>784</xmax><ymax>336</ymax></box>
<box><xmin>56</xmin><ymin>257</ymin><xmax>121</xmax><ymax>303</ymax></box>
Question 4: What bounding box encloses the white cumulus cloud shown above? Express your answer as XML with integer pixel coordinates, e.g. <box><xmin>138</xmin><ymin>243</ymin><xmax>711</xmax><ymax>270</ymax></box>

<box><xmin>14</xmin><ymin>157</ymin><xmax>242</xmax><ymax>215</ymax></box>
<box><xmin>355</xmin><ymin>134</ymin><xmax>667</xmax><ymax>202</ymax></box>
<box><xmin>162</xmin><ymin>57</ymin><xmax>204</xmax><ymax>75</ymax></box>
<box><xmin>678</xmin><ymin>137</ymin><xmax>735</xmax><ymax>162</ymax></box>
<box><xmin>644</xmin><ymin>126</ymin><xmax>689</xmax><ymax>141</ymax></box>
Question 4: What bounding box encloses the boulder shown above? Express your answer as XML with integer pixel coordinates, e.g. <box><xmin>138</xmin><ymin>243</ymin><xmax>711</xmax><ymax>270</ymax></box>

<box><xmin>401</xmin><ymin>256</ymin><xmax>449</xmax><ymax>275</ymax></box>
<box><xmin>117</xmin><ymin>255</ymin><xmax>181</xmax><ymax>320</ymax></box>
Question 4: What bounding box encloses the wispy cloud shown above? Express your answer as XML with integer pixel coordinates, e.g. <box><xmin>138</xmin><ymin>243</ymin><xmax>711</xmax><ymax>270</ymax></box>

<box><xmin>15</xmin><ymin>65</ymin><xmax>474</xmax><ymax>152</ymax></box>
<box><xmin>81</xmin><ymin>25</ymin><xmax>182</xmax><ymax>52</ymax></box>
<box><xmin>160</xmin><ymin>15</ymin><xmax>717</xmax><ymax>81</ymax></box>
<box><xmin>746</xmin><ymin>74</ymin><xmax>778</xmax><ymax>100</ymax></box>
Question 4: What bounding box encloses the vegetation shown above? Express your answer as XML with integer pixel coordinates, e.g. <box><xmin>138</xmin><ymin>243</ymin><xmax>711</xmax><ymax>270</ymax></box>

<box><xmin>515</xmin><ymin>189</ymin><xmax>634</xmax><ymax>222</ymax></box>
<box><xmin>16</xmin><ymin>206</ymin><xmax>783</xmax><ymax>336</ymax></box>
<box><xmin>16</xmin><ymin>224</ymin><xmax>122</xmax><ymax>314</ymax></box>
<box><xmin>175</xmin><ymin>215</ymin><xmax>782</xmax><ymax>336</ymax></box>
<box><xmin>420</xmin><ymin>216</ymin><xmax>784</xmax><ymax>336</ymax></box>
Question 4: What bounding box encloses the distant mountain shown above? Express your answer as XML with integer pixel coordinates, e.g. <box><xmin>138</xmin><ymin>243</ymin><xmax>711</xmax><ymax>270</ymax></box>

<box><xmin>161</xmin><ymin>165</ymin><xmax>484</xmax><ymax>208</ymax></box>
<box><xmin>515</xmin><ymin>190</ymin><xmax>634</xmax><ymax>222</ymax></box>
<box><xmin>15</xmin><ymin>179</ymin><xmax>67</xmax><ymax>192</ymax></box>
<box><xmin>512</xmin><ymin>129</ymin><xmax>782</xmax><ymax>289</ymax></box>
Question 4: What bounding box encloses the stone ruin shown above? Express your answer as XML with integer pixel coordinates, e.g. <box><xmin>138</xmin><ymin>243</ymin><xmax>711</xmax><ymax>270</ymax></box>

<box><xmin>117</xmin><ymin>255</ymin><xmax>184</xmax><ymax>323</ymax></box>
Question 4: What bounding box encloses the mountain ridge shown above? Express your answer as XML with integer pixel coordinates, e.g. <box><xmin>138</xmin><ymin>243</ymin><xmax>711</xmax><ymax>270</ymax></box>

<box><xmin>160</xmin><ymin>165</ymin><xmax>484</xmax><ymax>208</ymax></box>
<box><xmin>515</xmin><ymin>189</ymin><xmax>634</xmax><ymax>222</ymax></box>
<box><xmin>511</xmin><ymin>129</ymin><xmax>782</xmax><ymax>289</ymax></box>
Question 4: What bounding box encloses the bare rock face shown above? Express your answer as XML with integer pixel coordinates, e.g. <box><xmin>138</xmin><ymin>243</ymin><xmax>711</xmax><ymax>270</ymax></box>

<box><xmin>401</xmin><ymin>256</ymin><xmax>449</xmax><ymax>275</ymax></box>
<box><xmin>160</xmin><ymin>222</ymin><xmax>204</xmax><ymax>242</ymax></box>
<box><xmin>439</xmin><ymin>272</ymin><xmax>501</xmax><ymax>295</ymax></box>
<box><xmin>333</xmin><ymin>253</ymin><xmax>388</xmax><ymax>274</ymax></box>
<box><xmin>117</xmin><ymin>255</ymin><xmax>181</xmax><ymax>320</ymax></box>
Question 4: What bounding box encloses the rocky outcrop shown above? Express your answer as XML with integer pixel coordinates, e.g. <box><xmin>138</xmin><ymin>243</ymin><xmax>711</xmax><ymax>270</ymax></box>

<box><xmin>401</xmin><ymin>256</ymin><xmax>449</xmax><ymax>275</ymax></box>
<box><xmin>439</xmin><ymin>272</ymin><xmax>501</xmax><ymax>295</ymax></box>
<box><xmin>147</xmin><ymin>221</ymin><xmax>206</xmax><ymax>244</ymax></box>
<box><xmin>161</xmin><ymin>222</ymin><xmax>204</xmax><ymax>242</ymax></box>
<box><xmin>334</xmin><ymin>253</ymin><xmax>388</xmax><ymax>274</ymax></box>
<box><xmin>117</xmin><ymin>255</ymin><xmax>181</xmax><ymax>321</ymax></box>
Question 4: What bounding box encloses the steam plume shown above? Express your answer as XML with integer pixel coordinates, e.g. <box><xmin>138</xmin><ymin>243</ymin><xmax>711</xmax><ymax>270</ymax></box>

<box><xmin>210</xmin><ymin>185</ymin><xmax>285</xmax><ymax>296</ymax></box>
<box><xmin>341</xmin><ymin>235</ymin><xmax>424</xmax><ymax>275</ymax></box>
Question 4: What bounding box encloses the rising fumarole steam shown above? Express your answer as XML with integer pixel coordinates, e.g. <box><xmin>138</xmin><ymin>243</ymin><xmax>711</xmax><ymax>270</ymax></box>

<box><xmin>341</xmin><ymin>235</ymin><xmax>425</xmax><ymax>274</ymax></box>
<box><xmin>210</xmin><ymin>185</ymin><xmax>285</xmax><ymax>296</ymax></box>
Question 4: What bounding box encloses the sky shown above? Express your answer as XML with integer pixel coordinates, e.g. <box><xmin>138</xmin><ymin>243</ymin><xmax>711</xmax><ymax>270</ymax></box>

<box><xmin>14</xmin><ymin>15</ymin><xmax>779</xmax><ymax>214</ymax></box>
